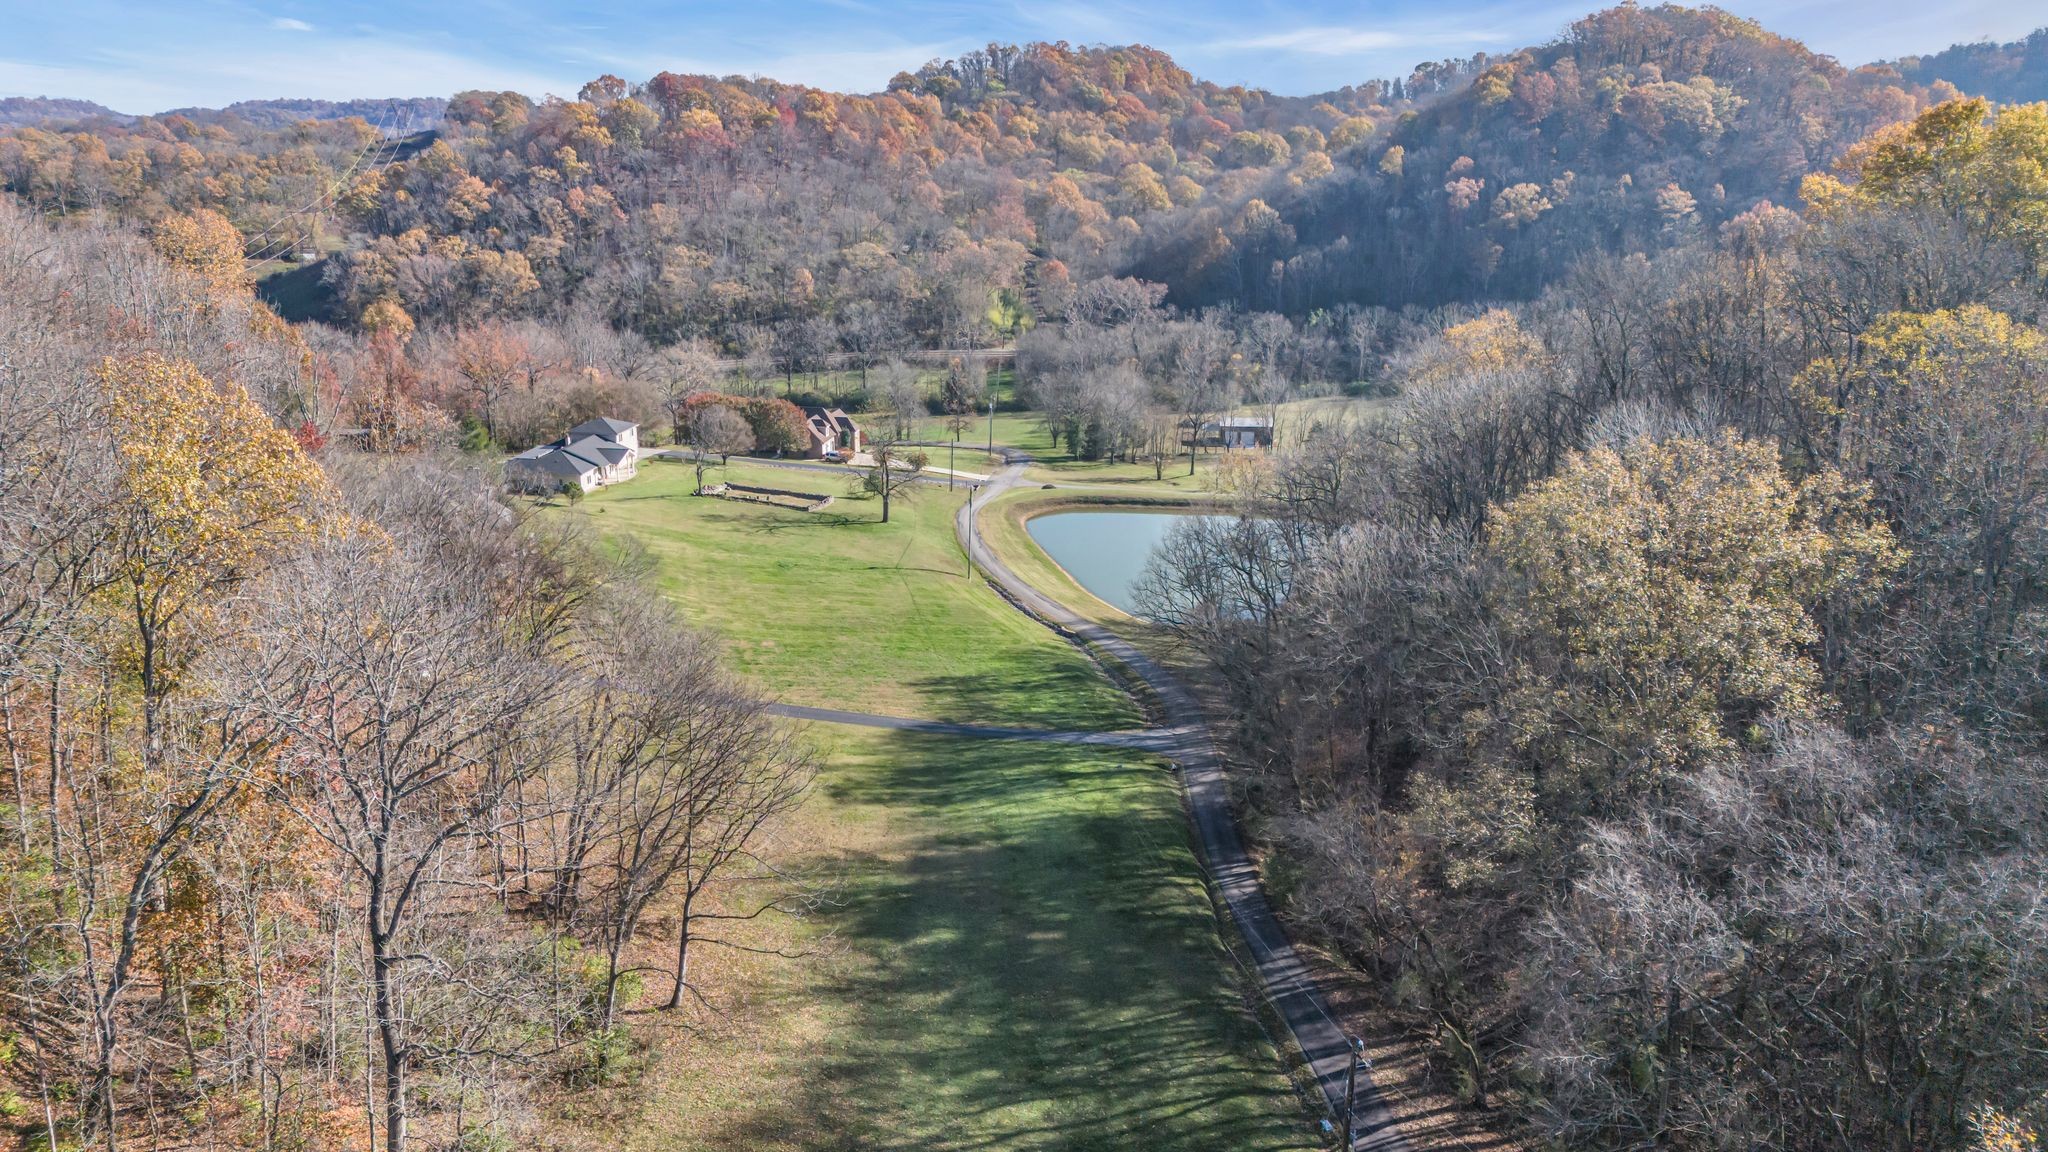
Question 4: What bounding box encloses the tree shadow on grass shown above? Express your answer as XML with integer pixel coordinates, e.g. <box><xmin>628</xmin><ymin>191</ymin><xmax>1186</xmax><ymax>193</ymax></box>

<box><xmin>702</xmin><ymin>732</ymin><xmax>1313</xmax><ymax>1152</ymax></box>
<box><xmin>906</xmin><ymin>668</ymin><xmax>1138</xmax><ymax>734</ymax></box>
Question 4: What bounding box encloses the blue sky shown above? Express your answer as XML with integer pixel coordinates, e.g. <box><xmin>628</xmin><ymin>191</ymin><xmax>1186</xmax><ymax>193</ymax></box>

<box><xmin>1</xmin><ymin>0</ymin><xmax>2040</xmax><ymax>113</ymax></box>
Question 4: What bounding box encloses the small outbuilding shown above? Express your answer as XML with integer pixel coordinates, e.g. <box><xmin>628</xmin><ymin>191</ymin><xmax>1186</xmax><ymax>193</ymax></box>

<box><xmin>1186</xmin><ymin>416</ymin><xmax>1275</xmax><ymax>450</ymax></box>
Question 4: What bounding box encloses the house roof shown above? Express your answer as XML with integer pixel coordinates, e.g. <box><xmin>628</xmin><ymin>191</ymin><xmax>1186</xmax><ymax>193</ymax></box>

<box><xmin>804</xmin><ymin>406</ymin><xmax>858</xmax><ymax>432</ymax></box>
<box><xmin>568</xmin><ymin>417</ymin><xmax>637</xmax><ymax>440</ymax></box>
<box><xmin>556</xmin><ymin>435</ymin><xmax>634</xmax><ymax>470</ymax></box>
<box><xmin>1213</xmin><ymin>416</ymin><xmax>1273</xmax><ymax>428</ymax></box>
<box><xmin>586</xmin><ymin>439</ymin><xmax>633</xmax><ymax>465</ymax></box>
<box><xmin>510</xmin><ymin>418</ymin><xmax>637</xmax><ymax>485</ymax></box>
<box><xmin>528</xmin><ymin>452</ymin><xmax>596</xmax><ymax>480</ymax></box>
<box><xmin>801</xmin><ymin>408</ymin><xmax>838</xmax><ymax>445</ymax></box>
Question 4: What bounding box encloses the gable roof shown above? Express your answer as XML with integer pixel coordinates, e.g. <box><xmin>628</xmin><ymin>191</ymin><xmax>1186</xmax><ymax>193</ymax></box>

<box><xmin>802</xmin><ymin>406</ymin><xmax>858</xmax><ymax>444</ymax></box>
<box><xmin>583</xmin><ymin>438</ymin><xmax>633</xmax><ymax>465</ymax></box>
<box><xmin>568</xmin><ymin>417</ymin><xmax>637</xmax><ymax>440</ymax></box>
<box><xmin>510</xmin><ymin>417</ymin><xmax>638</xmax><ymax>486</ymax></box>
<box><xmin>528</xmin><ymin>452</ymin><xmax>596</xmax><ymax>480</ymax></box>
<box><xmin>554</xmin><ymin>435</ymin><xmax>628</xmax><ymax>470</ymax></box>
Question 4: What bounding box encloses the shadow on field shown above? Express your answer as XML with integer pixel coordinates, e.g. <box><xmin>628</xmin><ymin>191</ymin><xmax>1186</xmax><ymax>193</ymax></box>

<box><xmin>909</xmin><ymin>668</ymin><xmax>1136</xmax><ymax>733</ymax></box>
<box><xmin>704</xmin><ymin>733</ymin><xmax>1309</xmax><ymax>1152</ymax></box>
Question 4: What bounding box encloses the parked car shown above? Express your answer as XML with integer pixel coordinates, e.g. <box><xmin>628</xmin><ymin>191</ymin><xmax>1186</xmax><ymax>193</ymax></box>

<box><xmin>822</xmin><ymin>450</ymin><xmax>844</xmax><ymax>462</ymax></box>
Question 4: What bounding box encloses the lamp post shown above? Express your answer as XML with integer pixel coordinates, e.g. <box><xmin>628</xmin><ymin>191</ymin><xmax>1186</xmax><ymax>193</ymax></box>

<box><xmin>966</xmin><ymin>482</ymin><xmax>979</xmax><ymax>582</ymax></box>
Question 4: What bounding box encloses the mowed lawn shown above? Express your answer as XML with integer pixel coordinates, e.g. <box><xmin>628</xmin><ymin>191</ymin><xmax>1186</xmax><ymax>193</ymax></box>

<box><xmin>896</xmin><ymin>395</ymin><xmax>1389</xmax><ymax>490</ymax></box>
<box><xmin>560</xmin><ymin>458</ymin><xmax>1314</xmax><ymax>1152</ymax></box>
<box><xmin>900</xmin><ymin>412</ymin><xmax>1224</xmax><ymax>490</ymax></box>
<box><xmin>565</xmin><ymin>456</ymin><xmax>1135</xmax><ymax>730</ymax></box>
<box><xmin>621</xmin><ymin>728</ymin><xmax>1315</xmax><ymax>1152</ymax></box>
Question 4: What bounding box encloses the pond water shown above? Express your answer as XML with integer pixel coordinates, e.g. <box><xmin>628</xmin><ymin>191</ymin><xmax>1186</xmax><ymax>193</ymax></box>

<box><xmin>1026</xmin><ymin>510</ymin><xmax>1215</xmax><ymax>616</ymax></box>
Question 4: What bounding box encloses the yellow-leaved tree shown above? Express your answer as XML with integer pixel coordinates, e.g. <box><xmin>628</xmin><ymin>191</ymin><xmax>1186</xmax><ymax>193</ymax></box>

<box><xmin>1478</xmin><ymin>432</ymin><xmax>1899</xmax><ymax>815</ymax></box>
<box><xmin>1802</xmin><ymin>97</ymin><xmax>2048</xmax><ymax>274</ymax></box>
<box><xmin>79</xmin><ymin>351</ymin><xmax>330</xmax><ymax>1140</ymax></box>
<box><xmin>1399</xmin><ymin>308</ymin><xmax>1549</xmax><ymax>386</ymax></box>
<box><xmin>103</xmin><ymin>352</ymin><xmax>329</xmax><ymax>691</ymax></box>
<box><xmin>149</xmin><ymin>207</ymin><xmax>247</xmax><ymax>297</ymax></box>
<box><xmin>1791</xmin><ymin>304</ymin><xmax>2048</xmax><ymax>719</ymax></box>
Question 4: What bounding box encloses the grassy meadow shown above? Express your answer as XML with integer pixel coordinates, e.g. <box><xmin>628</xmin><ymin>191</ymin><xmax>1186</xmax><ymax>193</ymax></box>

<box><xmin>614</xmin><ymin>729</ymin><xmax>1314</xmax><ymax>1152</ymax></box>
<box><xmin>552</xmin><ymin>455</ymin><xmax>1315</xmax><ymax>1152</ymax></box>
<box><xmin>566</xmin><ymin>456</ymin><xmax>1135</xmax><ymax>730</ymax></box>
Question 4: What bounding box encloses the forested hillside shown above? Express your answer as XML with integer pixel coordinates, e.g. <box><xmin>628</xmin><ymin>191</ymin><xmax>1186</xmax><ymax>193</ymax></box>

<box><xmin>10</xmin><ymin>6</ymin><xmax>2038</xmax><ymax>356</ymax></box>
<box><xmin>1892</xmin><ymin>28</ymin><xmax>2048</xmax><ymax>104</ymax></box>
<box><xmin>1136</xmin><ymin>5</ymin><xmax>1943</xmax><ymax>309</ymax></box>
<box><xmin>0</xmin><ymin>199</ymin><xmax>811</xmax><ymax>1150</ymax></box>
<box><xmin>162</xmin><ymin>97</ymin><xmax>449</xmax><ymax>132</ymax></box>
<box><xmin>0</xmin><ymin>97</ymin><xmax>126</xmax><ymax>128</ymax></box>
<box><xmin>1140</xmin><ymin>95</ymin><xmax>2048</xmax><ymax>1150</ymax></box>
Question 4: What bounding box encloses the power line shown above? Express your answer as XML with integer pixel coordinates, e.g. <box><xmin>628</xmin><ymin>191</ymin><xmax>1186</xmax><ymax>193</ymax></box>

<box><xmin>243</xmin><ymin>111</ymin><xmax>418</xmax><ymax>273</ymax></box>
<box><xmin>238</xmin><ymin>110</ymin><xmax>394</xmax><ymax>253</ymax></box>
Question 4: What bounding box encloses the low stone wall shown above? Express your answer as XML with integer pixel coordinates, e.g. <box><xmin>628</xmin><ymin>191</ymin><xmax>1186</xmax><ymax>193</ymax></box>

<box><xmin>702</xmin><ymin>482</ymin><xmax>835</xmax><ymax>512</ymax></box>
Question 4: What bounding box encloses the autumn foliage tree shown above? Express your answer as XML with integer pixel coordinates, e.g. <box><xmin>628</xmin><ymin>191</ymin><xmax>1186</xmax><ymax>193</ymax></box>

<box><xmin>1477</xmin><ymin>432</ymin><xmax>1899</xmax><ymax>815</ymax></box>
<box><xmin>148</xmin><ymin>208</ymin><xmax>246</xmax><ymax>297</ymax></box>
<box><xmin>0</xmin><ymin>191</ymin><xmax>808</xmax><ymax>1152</ymax></box>
<box><xmin>77</xmin><ymin>352</ymin><xmax>329</xmax><ymax>1145</ymax></box>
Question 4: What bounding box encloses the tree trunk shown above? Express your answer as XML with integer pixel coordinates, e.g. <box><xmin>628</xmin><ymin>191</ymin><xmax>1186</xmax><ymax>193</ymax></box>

<box><xmin>371</xmin><ymin>941</ymin><xmax>407</xmax><ymax>1152</ymax></box>
<box><xmin>664</xmin><ymin>886</ymin><xmax>695</xmax><ymax>1010</ymax></box>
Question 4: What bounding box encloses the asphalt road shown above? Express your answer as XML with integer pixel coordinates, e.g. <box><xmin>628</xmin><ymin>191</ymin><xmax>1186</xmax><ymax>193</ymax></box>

<box><xmin>951</xmin><ymin>460</ymin><xmax>1407</xmax><ymax>1151</ymax></box>
<box><xmin>733</xmin><ymin>445</ymin><xmax>1408</xmax><ymax>1148</ymax></box>
<box><xmin>761</xmin><ymin>701</ymin><xmax>1192</xmax><ymax>752</ymax></box>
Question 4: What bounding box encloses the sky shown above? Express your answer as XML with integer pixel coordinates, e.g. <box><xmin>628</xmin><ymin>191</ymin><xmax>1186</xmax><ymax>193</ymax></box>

<box><xmin>0</xmin><ymin>0</ymin><xmax>2041</xmax><ymax>113</ymax></box>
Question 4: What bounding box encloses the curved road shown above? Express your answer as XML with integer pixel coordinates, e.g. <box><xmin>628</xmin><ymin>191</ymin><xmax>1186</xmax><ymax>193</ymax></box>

<box><xmin>697</xmin><ymin>444</ymin><xmax>1406</xmax><ymax>1147</ymax></box>
<box><xmin>947</xmin><ymin>459</ymin><xmax>1406</xmax><ymax>1151</ymax></box>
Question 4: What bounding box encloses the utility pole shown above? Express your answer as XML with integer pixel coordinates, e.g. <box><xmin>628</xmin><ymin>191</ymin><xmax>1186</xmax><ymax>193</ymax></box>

<box><xmin>1342</xmin><ymin>1036</ymin><xmax>1368</xmax><ymax>1150</ymax></box>
<box><xmin>987</xmin><ymin>398</ymin><xmax>995</xmax><ymax>455</ymax></box>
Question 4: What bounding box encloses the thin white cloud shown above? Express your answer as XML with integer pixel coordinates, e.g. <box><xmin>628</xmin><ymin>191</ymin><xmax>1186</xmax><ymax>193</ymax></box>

<box><xmin>0</xmin><ymin>36</ymin><xmax>581</xmax><ymax>112</ymax></box>
<box><xmin>270</xmin><ymin>17</ymin><xmax>315</xmax><ymax>32</ymax></box>
<box><xmin>1221</xmin><ymin>24</ymin><xmax>1511</xmax><ymax>56</ymax></box>
<box><xmin>573</xmin><ymin>40</ymin><xmax>965</xmax><ymax>91</ymax></box>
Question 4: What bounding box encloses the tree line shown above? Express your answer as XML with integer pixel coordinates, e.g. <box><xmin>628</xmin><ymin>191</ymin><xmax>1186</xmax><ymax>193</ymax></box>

<box><xmin>10</xmin><ymin>8</ymin><xmax>2040</xmax><ymax>367</ymax></box>
<box><xmin>0</xmin><ymin>197</ymin><xmax>812</xmax><ymax>1151</ymax></box>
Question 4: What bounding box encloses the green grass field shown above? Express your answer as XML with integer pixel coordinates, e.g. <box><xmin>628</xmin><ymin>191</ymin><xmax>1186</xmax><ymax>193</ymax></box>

<box><xmin>561</xmin><ymin>455</ymin><xmax>1314</xmax><ymax>1152</ymax></box>
<box><xmin>890</xmin><ymin>396</ymin><xmax>1389</xmax><ymax>490</ymax></box>
<box><xmin>620</xmin><ymin>728</ymin><xmax>1314</xmax><ymax>1152</ymax></box>
<box><xmin>567</xmin><ymin>456</ymin><xmax>1136</xmax><ymax>730</ymax></box>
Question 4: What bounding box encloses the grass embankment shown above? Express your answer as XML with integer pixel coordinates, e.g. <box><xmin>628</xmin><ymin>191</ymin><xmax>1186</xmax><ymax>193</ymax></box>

<box><xmin>978</xmin><ymin>487</ymin><xmax>1210</xmax><ymax>627</ymax></box>
<box><xmin>620</xmin><ymin>728</ymin><xmax>1313</xmax><ymax>1152</ymax></box>
<box><xmin>570</xmin><ymin>457</ymin><xmax>1134</xmax><ymax>730</ymax></box>
<box><xmin>974</xmin><ymin>487</ymin><xmax>1226</xmax><ymax>708</ymax></box>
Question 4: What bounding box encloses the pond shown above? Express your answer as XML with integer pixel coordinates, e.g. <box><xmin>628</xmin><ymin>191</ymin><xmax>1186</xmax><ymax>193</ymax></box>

<box><xmin>1026</xmin><ymin>510</ymin><xmax>1218</xmax><ymax>616</ymax></box>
